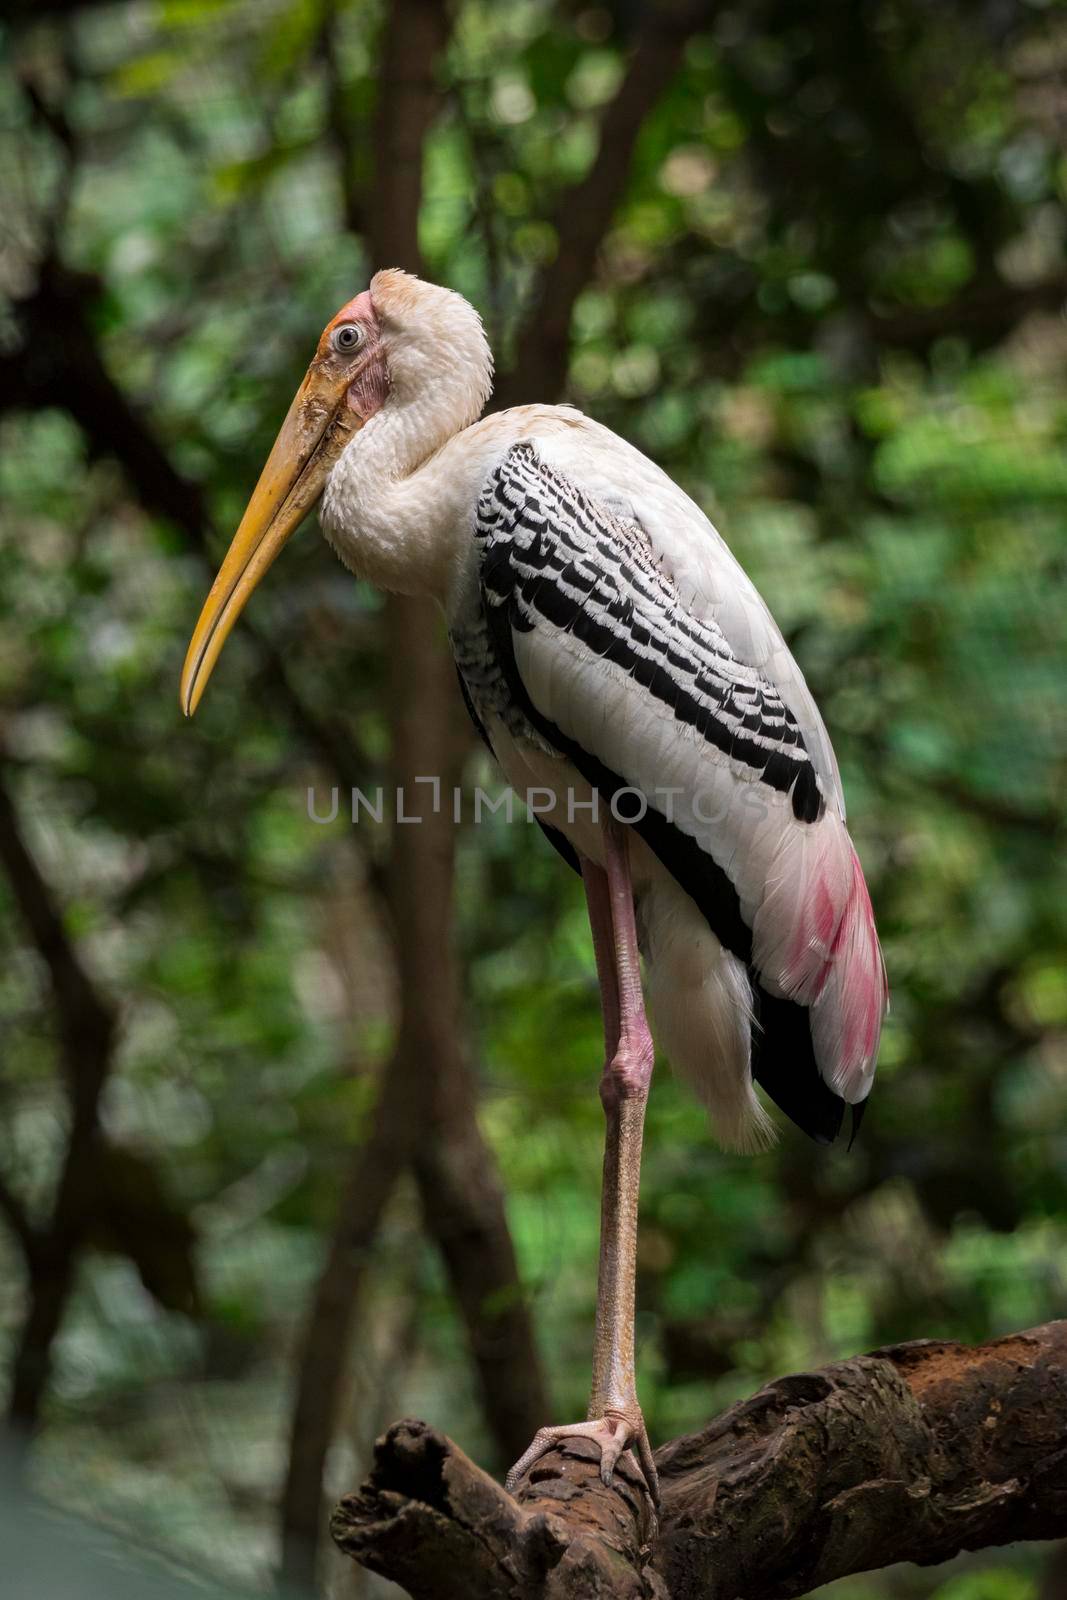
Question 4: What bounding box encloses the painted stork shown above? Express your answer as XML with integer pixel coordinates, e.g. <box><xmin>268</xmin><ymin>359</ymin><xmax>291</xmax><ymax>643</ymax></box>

<box><xmin>181</xmin><ymin>270</ymin><xmax>886</xmax><ymax>1503</ymax></box>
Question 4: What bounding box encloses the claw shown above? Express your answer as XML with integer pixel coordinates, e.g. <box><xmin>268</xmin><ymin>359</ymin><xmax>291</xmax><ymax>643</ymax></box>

<box><xmin>598</xmin><ymin>1418</ymin><xmax>627</xmax><ymax>1484</ymax></box>
<box><xmin>505</xmin><ymin>1414</ymin><xmax>659</xmax><ymax>1507</ymax></box>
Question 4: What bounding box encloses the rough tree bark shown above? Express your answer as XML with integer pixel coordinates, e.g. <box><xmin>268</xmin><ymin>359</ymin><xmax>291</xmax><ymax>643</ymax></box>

<box><xmin>332</xmin><ymin>1320</ymin><xmax>1067</xmax><ymax>1600</ymax></box>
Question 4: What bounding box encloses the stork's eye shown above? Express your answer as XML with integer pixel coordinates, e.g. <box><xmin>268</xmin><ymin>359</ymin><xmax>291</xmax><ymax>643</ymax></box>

<box><xmin>332</xmin><ymin>324</ymin><xmax>365</xmax><ymax>354</ymax></box>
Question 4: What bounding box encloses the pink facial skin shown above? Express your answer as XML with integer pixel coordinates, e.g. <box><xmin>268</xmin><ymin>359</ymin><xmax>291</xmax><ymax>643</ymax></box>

<box><xmin>320</xmin><ymin>290</ymin><xmax>390</xmax><ymax>422</ymax></box>
<box><xmin>348</xmin><ymin>350</ymin><xmax>390</xmax><ymax>421</ymax></box>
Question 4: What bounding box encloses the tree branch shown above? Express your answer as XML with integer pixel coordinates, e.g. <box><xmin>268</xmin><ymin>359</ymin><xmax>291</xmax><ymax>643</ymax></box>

<box><xmin>278</xmin><ymin>1058</ymin><xmax>414</xmax><ymax>1590</ymax></box>
<box><xmin>0</xmin><ymin>760</ymin><xmax>115</xmax><ymax>1095</ymax></box>
<box><xmin>411</xmin><ymin>1094</ymin><xmax>548</xmax><ymax>1470</ymax></box>
<box><xmin>333</xmin><ymin>1416</ymin><xmax>663</xmax><ymax>1600</ymax></box>
<box><xmin>492</xmin><ymin>2</ymin><xmax>704</xmax><ymax>412</ymax></box>
<box><xmin>0</xmin><ymin>1173</ymin><xmax>39</xmax><ymax>1269</ymax></box>
<box><xmin>332</xmin><ymin>1320</ymin><xmax>1067</xmax><ymax>1599</ymax></box>
<box><xmin>317</xmin><ymin>1</ymin><xmax>365</xmax><ymax>238</ymax></box>
<box><xmin>0</xmin><ymin>758</ymin><xmax>116</xmax><ymax>1434</ymax></box>
<box><xmin>867</xmin><ymin>274</ymin><xmax>1067</xmax><ymax>355</ymax></box>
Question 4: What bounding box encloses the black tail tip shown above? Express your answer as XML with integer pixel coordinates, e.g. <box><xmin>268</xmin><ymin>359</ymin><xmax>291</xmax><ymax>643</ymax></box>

<box><xmin>847</xmin><ymin>1098</ymin><xmax>869</xmax><ymax>1152</ymax></box>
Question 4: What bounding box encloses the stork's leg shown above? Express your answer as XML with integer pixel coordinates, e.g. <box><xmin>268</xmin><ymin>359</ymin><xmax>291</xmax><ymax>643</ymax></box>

<box><xmin>505</xmin><ymin>821</ymin><xmax>658</xmax><ymax>1503</ymax></box>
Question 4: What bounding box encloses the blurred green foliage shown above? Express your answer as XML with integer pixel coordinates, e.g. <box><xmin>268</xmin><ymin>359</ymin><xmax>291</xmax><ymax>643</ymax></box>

<box><xmin>1</xmin><ymin>1</ymin><xmax>1066</xmax><ymax>1596</ymax></box>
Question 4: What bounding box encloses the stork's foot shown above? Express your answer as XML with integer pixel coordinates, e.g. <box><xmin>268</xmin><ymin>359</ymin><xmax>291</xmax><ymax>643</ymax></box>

<box><xmin>505</xmin><ymin>1411</ymin><xmax>659</xmax><ymax>1506</ymax></box>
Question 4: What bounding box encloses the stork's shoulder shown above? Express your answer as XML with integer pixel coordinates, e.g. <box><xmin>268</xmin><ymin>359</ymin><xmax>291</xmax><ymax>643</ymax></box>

<box><xmin>463</xmin><ymin>401</ymin><xmax>590</xmax><ymax>456</ymax></box>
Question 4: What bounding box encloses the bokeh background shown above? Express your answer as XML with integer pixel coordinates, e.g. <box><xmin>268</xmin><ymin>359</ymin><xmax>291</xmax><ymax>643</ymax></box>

<box><xmin>1</xmin><ymin>1</ymin><xmax>1066</xmax><ymax>1596</ymax></box>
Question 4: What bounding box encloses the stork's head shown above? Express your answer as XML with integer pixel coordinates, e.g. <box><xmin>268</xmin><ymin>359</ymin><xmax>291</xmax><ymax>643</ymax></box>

<box><xmin>179</xmin><ymin>270</ymin><xmax>492</xmax><ymax>716</ymax></box>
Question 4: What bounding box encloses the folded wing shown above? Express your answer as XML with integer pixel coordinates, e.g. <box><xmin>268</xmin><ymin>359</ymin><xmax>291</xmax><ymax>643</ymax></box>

<box><xmin>475</xmin><ymin>441</ymin><xmax>885</xmax><ymax>1126</ymax></box>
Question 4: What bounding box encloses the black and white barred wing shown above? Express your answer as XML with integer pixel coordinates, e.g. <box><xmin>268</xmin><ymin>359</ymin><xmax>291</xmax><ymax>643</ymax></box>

<box><xmin>476</xmin><ymin>443</ymin><xmax>884</xmax><ymax>1106</ymax></box>
<box><xmin>532</xmin><ymin>416</ymin><xmax>847</xmax><ymax>820</ymax></box>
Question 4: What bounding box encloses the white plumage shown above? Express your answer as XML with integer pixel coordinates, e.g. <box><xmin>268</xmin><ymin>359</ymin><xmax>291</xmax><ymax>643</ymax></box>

<box><xmin>319</xmin><ymin>270</ymin><xmax>886</xmax><ymax>1151</ymax></box>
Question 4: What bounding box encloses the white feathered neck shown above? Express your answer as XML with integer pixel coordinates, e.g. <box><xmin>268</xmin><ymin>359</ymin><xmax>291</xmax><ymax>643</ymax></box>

<box><xmin>321</xmin><ymin>270</ymin><xmax>501</xmax><ymax>600</ymax></box>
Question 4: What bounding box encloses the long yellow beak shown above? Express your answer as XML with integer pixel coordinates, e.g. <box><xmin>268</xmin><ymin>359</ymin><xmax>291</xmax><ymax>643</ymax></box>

<box><xmin>180</xmin><ymin>364</ymin><xmax>361</xmax><ymax>716</ymax></box>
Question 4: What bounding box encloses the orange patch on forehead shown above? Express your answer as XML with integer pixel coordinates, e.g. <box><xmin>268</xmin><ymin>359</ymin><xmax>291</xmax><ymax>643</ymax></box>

<box><xmin>330</xmin><ymin>289</ymin><xmax>374</xmax><ymax>327</ymax></box>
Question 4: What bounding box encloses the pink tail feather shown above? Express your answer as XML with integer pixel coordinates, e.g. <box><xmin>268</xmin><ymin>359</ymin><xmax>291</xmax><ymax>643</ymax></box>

<box><xmin>755</xmin><ymin>818</ymin><xmax>887</xmax><ymax>1105</ymax></box>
